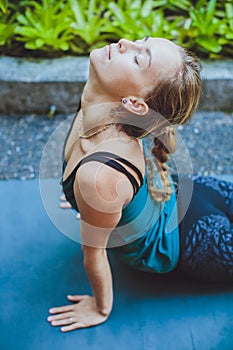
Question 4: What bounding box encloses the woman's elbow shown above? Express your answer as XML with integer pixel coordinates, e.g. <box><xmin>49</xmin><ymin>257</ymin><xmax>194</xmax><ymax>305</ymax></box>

<box><xmin>82</xmin><ymin>245</ymin><xmax>107</xmax><ymax>264</ymax></box>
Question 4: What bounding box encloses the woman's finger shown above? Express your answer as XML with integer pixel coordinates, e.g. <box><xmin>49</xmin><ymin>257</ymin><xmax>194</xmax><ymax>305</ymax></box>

<box><xmin>49</xmin><ymin>304</ymin><xmax>74</xmax><ymax>314</ymax></box>
<box><xmin>51</xmin><ymin>317</ymin><xmax>76</xmax><ymax>327</ymax></box>
<box><xmin>67</xmin><ymin>294</ymin><xmax>86</xmax><ymax>302</ymax></box>
<box><xmin>61</xmin><ymin>322</ymin><xmax>83</xmax><ymax>332</ymax></box>
<box><xmin>47</xmin><ymin>311</ymin><xmax>73</xmax><ymax>322</ymax></box>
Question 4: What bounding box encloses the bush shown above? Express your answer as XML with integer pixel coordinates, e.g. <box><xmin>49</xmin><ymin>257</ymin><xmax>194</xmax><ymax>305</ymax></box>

<box><xmin>0</xmin><ymin>0</ymin><xmax>232</xmax><ymax>58</ymax></box>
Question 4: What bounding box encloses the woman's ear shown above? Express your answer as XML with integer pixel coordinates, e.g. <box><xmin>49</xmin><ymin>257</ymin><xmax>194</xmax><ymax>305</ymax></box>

<box><xmin>121</xmin><ymin>96</ymin><xmax>149</xmax><ymax>116</ymax></box>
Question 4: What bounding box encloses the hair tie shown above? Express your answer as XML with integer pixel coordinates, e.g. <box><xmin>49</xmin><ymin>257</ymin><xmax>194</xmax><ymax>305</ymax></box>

<box><xmin>164</xmin><ymin>126</ymin><xmax>175</xmax><ymax>135</ymax></box>
<box><xmin>153</xmin><ymin>125</ymin><xmax>175</xmax><ymax>138</ymax></box>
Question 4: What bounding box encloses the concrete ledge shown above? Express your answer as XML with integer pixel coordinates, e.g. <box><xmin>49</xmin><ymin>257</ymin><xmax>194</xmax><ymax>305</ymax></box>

<box><xmin>199</xmin><ymin>60</ymin><xmax>233</xmax><ymax>111</ymax></box>
<box><xmin>0</xmin><ymin>56</ymin><xmax>232</xmax><ymax>114</ymax></box>
<box><xmin>0</xmin><ymin>56</ymin><xmax>89</xmax><ymax>114</ymax></box>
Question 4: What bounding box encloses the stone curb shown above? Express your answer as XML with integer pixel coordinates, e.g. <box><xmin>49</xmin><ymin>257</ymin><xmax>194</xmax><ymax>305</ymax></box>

<box><xmin>0</xmin><ymin>56</ymin><xmax>232</xmax><ymax>114</ymax></box>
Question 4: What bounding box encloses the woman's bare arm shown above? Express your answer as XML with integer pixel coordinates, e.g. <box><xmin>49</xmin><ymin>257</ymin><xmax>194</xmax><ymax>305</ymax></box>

<box><xmin>48</xmin><ymin>163</ymin><xmax>132</xmax><ymax>331</ymax></box>
<box><xmin>78</xmin><ymin>163</ymin><xmax>129</xmax><ymax>315</ymax></box>
<box><xmin>82</xmin><ymin>245</ymin><xmax>113</xmax><ymax>316</ymax></box>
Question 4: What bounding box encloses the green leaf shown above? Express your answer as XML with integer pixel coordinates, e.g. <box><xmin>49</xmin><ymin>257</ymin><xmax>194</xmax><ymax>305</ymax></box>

<box><xmin>15</xmin><ymin>26</ymin><xmax>38</xmax><ymax>38</ymax></box>
<box><xmin>0</xmin><ymin>21</ymin><xmax>15</xmax><ymax>45</ymax></box>
<box><xmin>141</xmin><ymin>0</ymin><xmax>153</xmax><ymax>18</ymax></box>
<box><xmin>225</xmin><ymin>3</ymin><xmax>233</xmax><ymax>19</ymax></box>
<box><xmin>87</xmin><ymin>0</ymin><xmax>96</xmax><ymax>22</ymax></box>
<box><xmin>226</xmin><ymin>32</ymin><xmax>233</xmax><ymax>39</ymax></box>
<box><xmin>59</xmin><ymin>42</ymin><xmax>69</xmax><ymax>51</ymax></box>
<box><xmin>70</xmin><ymin>41</ymin><xmax>87</xmax><ymax>54</ymax></box>
<box><xmin>169</xmin><ymin>0</ymin><xmax>190</xmax><ymax>12</ymax></box>
<box><xmin>25</xmin><ymin>8</ymin><xmax>40</xmax><ymax>29</ymax></box>
<box><xmin>108</xmin><ymin>2</ymin><xmax>126</xmax><ymax>23</ymax></box>
<box><xmin>189</xmin><ymin>8</ymin><xmax>197</xmax><ymax>22</ymax></box>
<box><xmin>35</xmin><ymin>38</ymin><xmax>44</xmax><ymax>48</ymax></box>
<box><xmin>206</xmin><ymin>0</ymin><xmax>217</xmax><ymax>24</ymax></box>
<box><xmin>25</xmin><ymin>41</ymin><xmax>37</xmax><ymax>50</ymax></box>
<box><xmin>218</xmin><ymin>38</ymin><xmax>230</xmax><ymax>45</ymax></box>
<box><xmin>68</xmin><ymin>0</ymin><xmax>85</xmax><ymax>26</ymax></box>
<box><xmin>16</xmin><ymin>14</ymin><xmax>30</xmax><ymax>26</ymax></box>
<box><xmin>196</xmin><ymin>36</ymin><xmax>222</xmax><ymax>53</ymax></box>
<box><xmin>153</xmin><ymin>0</ymin><xmax>167</xmax><ymax>8</ymax></box>
<box><xmin>184</xmin><ymin>18</ymin><xmax>192</xmax><ymax>30</ymax></box>
<box><xmin>0</xmin><ymin>0</ymin><xmax>8</xmax><ymax>14</ymax></box>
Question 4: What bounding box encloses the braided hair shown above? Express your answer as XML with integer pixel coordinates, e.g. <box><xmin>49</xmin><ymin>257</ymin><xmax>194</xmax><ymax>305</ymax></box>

<box><xmin>121</xmin><ymin>46</ymin><xmax>202</xmax><ymax>202</ymax></box>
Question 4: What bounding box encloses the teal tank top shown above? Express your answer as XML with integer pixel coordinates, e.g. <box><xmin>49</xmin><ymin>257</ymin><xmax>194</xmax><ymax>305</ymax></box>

<box><xmin>109</xmin><ymin>139</ymin><xmax>180</xmax><ymax>273</ymax></box>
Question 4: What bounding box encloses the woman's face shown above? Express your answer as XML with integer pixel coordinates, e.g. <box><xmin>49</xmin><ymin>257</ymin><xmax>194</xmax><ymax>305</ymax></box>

<box><xmin>89</xmin><ymin>37</ymin><xmax>181</xmax><ymax>99</ymax></box>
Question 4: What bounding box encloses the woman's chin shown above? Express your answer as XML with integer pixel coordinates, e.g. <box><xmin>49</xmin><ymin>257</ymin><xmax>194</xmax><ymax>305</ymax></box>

<box><xmin>90</xmin><ymin>47</ymin><xmax>107</xmax><ymax>65</ymax></box>
<box><xmin>90</xmin><ymin>47</ymin><xmax>100</xmax><ymax>60</ymax></box>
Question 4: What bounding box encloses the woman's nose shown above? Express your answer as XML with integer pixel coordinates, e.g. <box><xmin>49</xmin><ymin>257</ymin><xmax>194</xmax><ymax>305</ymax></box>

<box><xmin>118</xmin><ymin>38</ymin><xmax>137</xmax><ymax>52</ymax></box>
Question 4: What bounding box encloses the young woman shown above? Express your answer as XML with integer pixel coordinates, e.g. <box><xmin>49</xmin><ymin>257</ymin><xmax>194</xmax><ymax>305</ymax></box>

<box><xmin>47</xmin><ymin>37</ymin><xmax>233</xmax><ymax>332</ymax></box>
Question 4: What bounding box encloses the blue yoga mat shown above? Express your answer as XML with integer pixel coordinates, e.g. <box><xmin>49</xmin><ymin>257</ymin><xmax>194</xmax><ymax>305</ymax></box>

<box><xmin>1</xmin><ymin>179</ymin><xmax>233</xmax><ymax>350</ymax></box>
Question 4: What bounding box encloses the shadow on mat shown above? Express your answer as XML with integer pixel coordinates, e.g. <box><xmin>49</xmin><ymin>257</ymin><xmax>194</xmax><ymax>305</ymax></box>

<box><xmin>109</xmin><ymin>253</ymin><xmax>233</xmax><ymax>298</ymax></box>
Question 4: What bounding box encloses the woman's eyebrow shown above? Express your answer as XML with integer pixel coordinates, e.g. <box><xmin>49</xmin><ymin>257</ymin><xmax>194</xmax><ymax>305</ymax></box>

<box><xmin>146</xmin><ymin>48</ymin><xmax>152</xmax><ymax>67</ymax></box>
<box><xmin>135</xmin><ymin>36</ymin><xmax>149</xmax><ymax>43</ymax></box>
<box><xmin>143</xmin><ymin>37</ymin><xmax>151</xmax><ymax>67</ymax></box>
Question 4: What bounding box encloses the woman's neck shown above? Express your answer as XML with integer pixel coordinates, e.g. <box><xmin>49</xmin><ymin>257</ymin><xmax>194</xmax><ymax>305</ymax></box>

<box><xmin>80</xmin><ymin>82</ymin><xmax>123</xmax><ymax>135</ymax></box>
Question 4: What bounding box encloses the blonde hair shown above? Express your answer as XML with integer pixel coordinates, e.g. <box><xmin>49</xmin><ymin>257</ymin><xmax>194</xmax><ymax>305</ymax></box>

<box><xmin>121</xmin><ymin>46</ymin><xmax>202</xmax><ymax>202</ymax></box>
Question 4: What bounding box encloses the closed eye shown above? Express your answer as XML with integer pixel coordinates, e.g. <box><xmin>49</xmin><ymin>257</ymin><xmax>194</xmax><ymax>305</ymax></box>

<box><xmin>134</xmin><ymin>56</ymin><xmax>139</xmax><ymax>65</ymax></box>
<box><xmin>134</xmin><ymin>37</ymin><xmax>149</xmax><ymax>43</ymax></box>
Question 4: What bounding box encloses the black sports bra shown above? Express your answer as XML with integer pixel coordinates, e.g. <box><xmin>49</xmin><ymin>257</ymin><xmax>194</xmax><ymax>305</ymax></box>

<box><xmin>61</xmin><ymin>151</ymin><xmax>144</xmax><ymax>212</ymax></box>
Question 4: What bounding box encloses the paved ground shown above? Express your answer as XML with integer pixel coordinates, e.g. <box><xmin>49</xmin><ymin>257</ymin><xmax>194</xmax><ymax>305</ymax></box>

<box><xmin>0</xmin><ymin>111</ymin><xmax>232</xmax><ymax>180</ymax></box>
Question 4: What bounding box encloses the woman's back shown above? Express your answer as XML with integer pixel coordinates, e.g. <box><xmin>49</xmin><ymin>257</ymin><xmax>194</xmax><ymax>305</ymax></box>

<box><xmin>62</xmin><ymin>118</ymin><xmax>180</xmax><ymax>273</ymax></box>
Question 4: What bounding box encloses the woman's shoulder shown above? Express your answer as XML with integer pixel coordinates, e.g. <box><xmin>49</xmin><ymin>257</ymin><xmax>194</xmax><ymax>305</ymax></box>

<box><xmin>88</xmin><ymin>137</ymin><xmax>145</xmax><ymax>169</ymax></box>
<box><xmin>74</xmin><ymin>156</ymin><xmax>134</xmax><ymax>214</ymax></box>
<box><xmin>75</xmin><ymin>138</ymin><xmax>145</xmax><ymax>207</ymax></box>
<box><xmin>84</xmin><ymin>137</ymin><xmax>145</xmax><ymax>182</ymax></box>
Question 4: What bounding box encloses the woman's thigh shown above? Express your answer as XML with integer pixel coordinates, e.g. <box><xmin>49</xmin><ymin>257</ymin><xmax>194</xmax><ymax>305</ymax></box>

<box><xmin>174</xmin><ymin>175</ymin><xmax>233</xmax><ymax>233</ymax></box>
<box><xmin>175</xmin><ymin>175</ymin><xmax>233</xmax><ymax>281</ymax></box>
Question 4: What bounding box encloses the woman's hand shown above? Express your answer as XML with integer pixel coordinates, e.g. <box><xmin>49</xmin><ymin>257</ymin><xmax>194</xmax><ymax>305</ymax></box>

<box><xmin>47</xmin><ymin>295</ymin><xmax>109</xmax><ymax>332</ymax></box>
